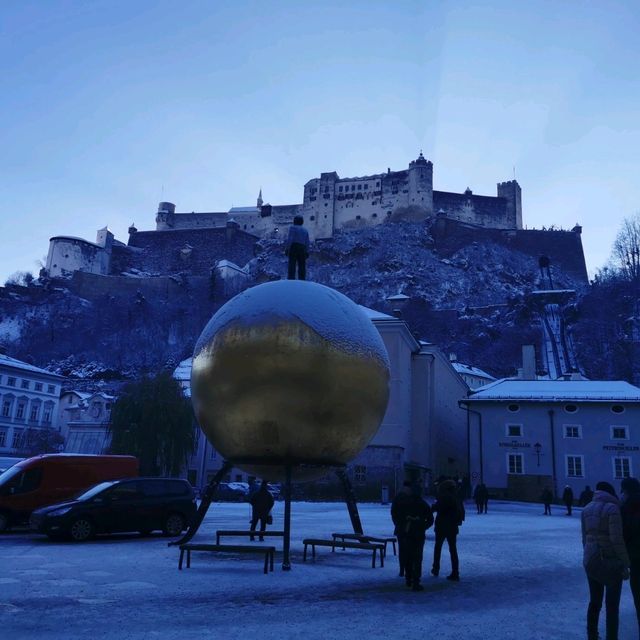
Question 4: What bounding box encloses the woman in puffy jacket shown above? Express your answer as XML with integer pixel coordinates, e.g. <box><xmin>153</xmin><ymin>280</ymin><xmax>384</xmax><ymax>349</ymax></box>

<box><xmin>581</xmin><ymin>481</ymin><xmax>630</xmax><ymax>640</ymax></box>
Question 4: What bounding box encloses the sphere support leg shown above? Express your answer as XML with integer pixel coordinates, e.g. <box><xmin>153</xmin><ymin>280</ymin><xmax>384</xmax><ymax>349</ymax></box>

<box><xmin>282</xmin><ymin>464</ymin><xmax>293</xmax><ymax>571</ymax></box>
<box><xmin>336</xmin><ymin>467</ymin><xmax>364</xmax><ymax>535</ymax></box>
<box><xmin>168</xmin><ymin>460</ymin><xmax>232</xmax><ymax>547</ymax></box>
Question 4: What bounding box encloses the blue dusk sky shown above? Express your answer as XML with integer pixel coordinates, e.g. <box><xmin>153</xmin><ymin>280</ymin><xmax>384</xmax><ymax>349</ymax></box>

<box><xmin>1</xmin><ymin>0</ymin><xmax>639</xmax><ymax>283</ymax></box>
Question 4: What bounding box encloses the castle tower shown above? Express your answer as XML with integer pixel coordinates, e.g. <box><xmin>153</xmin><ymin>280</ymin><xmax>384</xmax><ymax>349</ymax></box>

<box><xmin>257</xmin><ymin>189</ymin><xmax>263</xmax><ymax>208</ymax></box>
<box><xmin>156</xmin><ymin>202</ymin><xmax>176</xmax><ymax>230</ymax></box>
<box><xmin>408</xmin><ymin>152</ymin><xmax>433</xmax><ymax>215</ymax></box>
<box><xmin>497</xmin><ymin>181</ymin><xmax>522</xmax><ymax>229</ymax></box>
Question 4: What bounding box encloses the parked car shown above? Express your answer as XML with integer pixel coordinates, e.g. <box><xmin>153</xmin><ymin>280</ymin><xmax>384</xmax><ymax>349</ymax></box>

<box><xmin>29</xmin><ymin>477</ymin><xmax>196</xmax><ymax>542</ymax></box>
<box><xmin>0</xmin><ymin>454</ymin><xmax>139</xmax><ymax>532</ymax></box>
<box><xmin>216</xmin><ymin>482</ymin><xmax>250</xmax><ymax>501</ymax></box>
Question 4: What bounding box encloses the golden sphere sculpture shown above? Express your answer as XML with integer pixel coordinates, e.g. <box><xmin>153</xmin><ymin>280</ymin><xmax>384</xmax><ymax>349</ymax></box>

<box><xmin>191</xmin><ymin>281</ymin><xmax>390</xmax><ymax>481</ymax></box>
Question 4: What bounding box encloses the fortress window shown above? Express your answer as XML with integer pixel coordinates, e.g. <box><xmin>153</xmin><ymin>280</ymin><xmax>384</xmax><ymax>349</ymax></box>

<box><xmin>352</xmin><ymin>185</ymin><xmax>355</xmax><ymax>191</ymax></box>
<box><xmin>324</xmin><ymin>215</ymin><xmax>327</xmax><ymax>218</ymax></box>
<box><xmin>387</xmin><ymin>211</ymin><xmax>392</xmax><ymax>216</ymax></box>
<box><xmin>324</xmin><ymin>203</ymin><xmax>328</xmax><ymax>207</ymax></box>
<box><xmin>356</xmin><ymin>215</ymin><xmax>361</xmax><ymax>220</ymax></box>
<box><xmin>372</xmin><ymin>213</ymin><xmax>377</xmax><ymax>218</ymax></box>
<box><xmin>310</xmin><ymin>216</ymin><xmax>315</xmax><ymax>221</ymax></box>
<box><xmin>339</xmin><ymin>186</ymin><xmax>343</xmax><ymax>192</ymax></box>
<box><xmin>364</xmin><ymin>184</ymin><xmax>368</xmax><ymax>189</ymax></box>
<box><xmin>357</xmin><ymin>184</ymin><xmax>362</xmax><ymax>190</ymax></box>
<box><xmin>376</xmin><ymin>181</ymin><xmax>380</xmax><ymax>187</ymax></box>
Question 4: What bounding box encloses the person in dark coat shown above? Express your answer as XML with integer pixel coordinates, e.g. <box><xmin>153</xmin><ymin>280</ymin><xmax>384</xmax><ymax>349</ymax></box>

<box><xmin>391</xmin><ymin>481</ymin><xmax>413</xmax><ymax>579</ymax></box>
<box><xmin>431</xmin><ymin>479</ymin><xmax>464</xmax><ymax>581</ymax></box>
<box><xmin>541</xmin><ymin>487</ymin><xmax>553</xmax><ymax>515</ymax></box>
<box><xmin>621</xmin><ymin>477</ymin><xmax>640</xmax><ymax>636</ymax></box>
<box><xmin>400</xmin><ymin>486</ymin><xmax>433</xmax><ymax>591</ymax></box>
<box><xmin>563</xmin><ymin>485</ymin><xmax>575</xmax><ymax>515</ymax></box>
<box><xmin>580</xmin><ymin>485</ymin><xmax>595</xmax><ymax>507</ymax></box>
<box><xmin>249</xmin><ymin>480</ymin><xmax>274</xmax><ymax>541</ymax></box>
<box><xmin>474</xmin><ymin>483</ymin><xmax>489</xmax><ymax>514</ymax></box>
<box><xmin>582</xmin><ymin>481</ymin><xmax>630</xmax><ymax>640</ymax></box>
<box><xmin>285</xmin><ymin>215</ymin><xmax>310</xmax><ymax>280</ymax></box>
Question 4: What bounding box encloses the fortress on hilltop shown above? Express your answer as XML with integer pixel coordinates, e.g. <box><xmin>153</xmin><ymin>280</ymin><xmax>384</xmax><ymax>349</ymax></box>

<box><xmin>153</xmin><ymin>152</ymin><xmax>522</xmax><ymax>239</ymax></box>
<box><xmin>43</xmin><ymin>153</ymin><xmax>588</xmax><ymax>285</ymax></box>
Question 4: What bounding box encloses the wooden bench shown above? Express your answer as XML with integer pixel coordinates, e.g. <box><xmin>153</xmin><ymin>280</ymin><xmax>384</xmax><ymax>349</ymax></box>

<box><xmin>302</xmin><ymin>538</ymin><xmax>385</xmax><ymax>568</ymax></box>
<box><xmin>215</xmin><ymin>530</ymin><xmax>285</xmax><ymax>545</ymax></box>
<box><xmin>331</xmin><ymin>532</ymin><xmax>397</xmax><ymax>557</ymax></box>
<box><xmin>178</xmin><ymin>543</ymin><xmax>275</xmax><ymax>574</ymax></box>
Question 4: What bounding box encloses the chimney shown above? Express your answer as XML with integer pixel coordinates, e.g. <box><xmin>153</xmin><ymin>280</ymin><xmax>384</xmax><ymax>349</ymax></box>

<box><xmin>522</xmin><ymin>345</ymin><xmax>536</xmax><ymax>380</ymax></box>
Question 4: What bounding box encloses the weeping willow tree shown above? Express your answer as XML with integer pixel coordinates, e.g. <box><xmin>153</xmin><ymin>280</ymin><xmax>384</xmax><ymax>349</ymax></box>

<box><xmin>109</xmin><ymin>372</ymin><xmax>196</xmax><ymax>476</ymax></box>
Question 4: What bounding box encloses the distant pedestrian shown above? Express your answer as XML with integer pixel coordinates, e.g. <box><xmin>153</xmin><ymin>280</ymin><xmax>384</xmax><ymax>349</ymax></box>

<box><xmin>563</xmin><ymin>485</ymin><xmax>575</xmax><ymax>516</ymax></box>
<box><xmin>474</xmin><ymin>483</ymin><xmax>489</xmax><ymax>514</ymax></box>
<box><xmin>249</xmin><ymin>480</ymin><xmax>274</xmax><ymax>542</ymax></box>
<box><xmin>285</xmin><ymin>215</ymin><xmax>310</xmax><ymax>280</ymax></box>
<box><xmin>541</xmin><ymin>487</ymin><xmax>553</xmax><ymax>515</ymax></box>
<box><xmin>621</xmin><ymin>477</ymin><xmax>640</xmax><ymax>636</ymax></box>
<box><xmin>391</xmin><ymin>481</ymin><xmax>413</xmax><ymax>579</ymax></box>
<box><xmin>582</xmin><ymin>481</ymin><xmax>629</xmax><ymax>640</ymax></box>
<box><xmin>431</xmin><ymin>479</ymin><xmax>464</xmax><ymax>582</ymax></box>
<box><xmin>580</xmin><ymin>485</ymin><xmax>595</xmax><ymax>507</ymax></box>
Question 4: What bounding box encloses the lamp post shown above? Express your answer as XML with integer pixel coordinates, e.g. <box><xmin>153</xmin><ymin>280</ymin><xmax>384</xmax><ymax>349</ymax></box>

<box><xmin>534</xmin><ymin>442</ymin><xmax>542</xmax><ymax>467</ymax></box>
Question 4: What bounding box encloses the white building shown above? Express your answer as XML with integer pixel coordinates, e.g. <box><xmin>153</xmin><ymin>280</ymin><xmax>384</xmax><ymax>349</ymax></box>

<box><xmin>0</xmin><ymin>351</ymin><xmax>64</xmax><ymax>456</ymax></box>
<box><xmin>451</xmin><ymin>361</ymin><xmax>496</xmax><ymax>389</ymax></box>
<box><xmin>58</xmin><ymin>390</ymin><xmax>115</xmax><ymax>454</ymax></box>
<box><xmin>461</xmin><ymin>379</ymin><xmax>640</xmax><ymax>501</ymax></box>
<box><xmin>175</xmin><ymin>307</ymin><xmax>469</xmax><ymax>498</ymax></box>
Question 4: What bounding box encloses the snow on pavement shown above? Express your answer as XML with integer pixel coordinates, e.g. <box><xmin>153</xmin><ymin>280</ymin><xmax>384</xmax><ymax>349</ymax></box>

<box><xmin>0</xmin><ymin>500</ymin><xmax>635</xmax><ymax>639</ymax></box>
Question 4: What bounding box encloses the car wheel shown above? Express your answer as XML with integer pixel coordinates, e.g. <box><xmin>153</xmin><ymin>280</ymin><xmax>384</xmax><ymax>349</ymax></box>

<box><xmin>0</xmin><ymin>512</ymin><xmax>10</xmax><ymax>533</ymax></box>
<box><xmin>69</xmin><ymin>517</ymin><xmax>94</xmax><ymax>542</ymax></box>
<box><xmin>163</xmin><ymin>513</ymin><xmax>185</xmax><ymax>537</ymax></box>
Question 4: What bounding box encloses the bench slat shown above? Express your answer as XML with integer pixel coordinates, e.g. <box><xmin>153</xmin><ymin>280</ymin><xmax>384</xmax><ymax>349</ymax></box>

<box><xmin>178</xmin><ymin>543</ymin><xmax>275</xmax><ymax>574</ymax></box>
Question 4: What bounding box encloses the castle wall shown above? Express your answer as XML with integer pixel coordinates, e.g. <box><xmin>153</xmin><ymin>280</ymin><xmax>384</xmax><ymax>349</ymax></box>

<box><xmin>156</xmin><ymin>212</ymin><xmax>228</xmax><ymax>231</ymax></box>
<box><xmin>120</xmin><ymin>228</ymin><xmax>257</xmax><ymax>277</ymax></box>
<box><xmin>46</xmin><ymin>237</ymin><xmax>110</xmax><ymax>279</ymax></box>
<box><xmin>433</xmin><ymin>191</ymin><xmax>514</xmax><ymax>228</ymax></box>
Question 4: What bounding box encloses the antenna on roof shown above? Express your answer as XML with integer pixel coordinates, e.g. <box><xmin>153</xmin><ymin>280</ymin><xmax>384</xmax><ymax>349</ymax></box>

<box><xmin>513</xmin><ymin>166</ymin><xmax>516</xmax><ymax>180</ymax></box>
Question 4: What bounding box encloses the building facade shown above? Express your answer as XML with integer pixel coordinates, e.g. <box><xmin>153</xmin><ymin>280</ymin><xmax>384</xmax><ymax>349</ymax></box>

<box><xmin>58</xmin><ymin>391</ymin><xmax>115</xmax><ymax>454</ymax></box>
<box><xmin>0</xmin><ymin>351</ymin><xmax>64</xmax><ymax>456</ymax></box>
<box><xmin>461</xmin><ymin>379</ymin><xmax>640</xmax><ymax>501</ymax></box>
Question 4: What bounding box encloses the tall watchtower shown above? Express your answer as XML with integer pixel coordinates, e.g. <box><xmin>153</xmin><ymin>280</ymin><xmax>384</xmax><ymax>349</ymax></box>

<box><xmin>156</xmin><ymin>202</ymin><xmax>176</xmax><ymax>230</ymax></box>
<box><xmin>408</xmin><ymin>152</ymin><xmax>433</xmax><ymax>215</ymax></box>
<box><xmin>497</xmin><ymin>181</ymin><xmax>522</xmax><ymax>229</ymax></box>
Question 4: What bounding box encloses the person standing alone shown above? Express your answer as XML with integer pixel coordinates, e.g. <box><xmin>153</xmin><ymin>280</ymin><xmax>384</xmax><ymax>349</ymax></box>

<box><xmin>249</xmin><ymin>480</ymin><xmax>274</xmax><ymax>542</ymax></box>
<box><xmin>431</xmin><ymin>479</ymin><xmax>464</xmax><ymax>581</ymax></box>
<box><xmin>563</xmin><ymin>485</ymin><xmax>575</xmax><ymax>516</ymax></box>
<box><xmin>285</xmin><ymin>215</ymin><xmax>310</xmax><ymax>280</ymax></box>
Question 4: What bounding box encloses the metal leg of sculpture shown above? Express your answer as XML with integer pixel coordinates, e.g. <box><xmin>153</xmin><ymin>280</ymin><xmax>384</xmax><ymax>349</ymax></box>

<box><xmin>168</xmin><ymin>460</ymin><xmax>232</xmax><ymax>547</ymax></box>
<box><xmin>335</xmin><ymin>467</ymin><xmax>364</xmax><ymax>535</ymax></box>
<box><xmin>282</xmin><ymin>464</ymin><xmax>292</xmax><ymax>571</ymax></box>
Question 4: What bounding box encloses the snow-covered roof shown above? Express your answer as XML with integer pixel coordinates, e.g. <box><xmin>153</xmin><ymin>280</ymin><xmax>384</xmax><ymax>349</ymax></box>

<box><xmin>0</xmin><ymin>353</ymin><xmax>65</xmax><ymax>379</ymax></box>
<box><xmin>357</xmin><ymin>306</ymin><xmax>395</xmax><ymax>321</ymax></box>
<box><xmin>467</xmin><ymin>379</ymin><xmax>640</xmax><ymax>402</ymax></box>
<box><xmin>452</xmin><ymin>362</ymin><xmax>495</xmax><ymax>380</ymax></box>
<box><xmin>49</xmin><ymin>235</ymin><xmax>103</xmax><ymax>249</ymax></box>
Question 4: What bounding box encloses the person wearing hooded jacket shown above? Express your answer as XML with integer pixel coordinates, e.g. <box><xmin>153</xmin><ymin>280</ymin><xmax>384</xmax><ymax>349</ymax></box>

<box><xmin>582</xmin><ymin>481</ymin><xmax>630</xmax><ymax>640</ymax></box>
<box><xmin>621</xmin><ymin>477</ymin><xmax>640</xmax><ymax>636</ymax></box>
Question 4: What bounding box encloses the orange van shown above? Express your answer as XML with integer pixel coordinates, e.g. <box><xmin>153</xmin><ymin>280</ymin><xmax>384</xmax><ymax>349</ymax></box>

<box><xmin>0</xmin><ymin>454</ymin><xmax>138</xmax><ymax>531</ymax></box>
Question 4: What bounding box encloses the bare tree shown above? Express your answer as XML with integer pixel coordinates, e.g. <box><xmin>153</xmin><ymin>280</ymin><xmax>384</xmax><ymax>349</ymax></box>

<box><xmin>612</xmin><ymin>213</ymin><xmax>640</xmax><ymax>283</ymax></box>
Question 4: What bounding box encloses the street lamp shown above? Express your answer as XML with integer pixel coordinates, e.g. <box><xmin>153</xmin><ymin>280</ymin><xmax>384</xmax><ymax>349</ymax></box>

<box><xmin>534</xmin><ymin>442</ymin><xmax>542</xmax><ymax>467</ymax></box>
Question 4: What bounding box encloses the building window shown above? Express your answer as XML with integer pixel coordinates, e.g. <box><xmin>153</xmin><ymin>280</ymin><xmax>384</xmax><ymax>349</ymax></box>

<box><xmin>566</xmin><ymin>455</ymin><xmax>584</xmax><ymax>477</ymax></box>
<box><xmin>357</xmin><ymin>184</ymin><xmax>362</xmax><ymax>190</ymax></box>
<box><xmin>15</xmin><ymin>402</ymin><xmax>26</xmax><ymax>420</ymax></box>
<box><xmin>564</xmin><ymin>425</ymin><xmax>582</xmax><ymax>439</ymax></box>
<box><xmin>29</xmin><ymin>405</ymin><xmax>39</xmax><ymax>422</ymax></box>
<box><xmin>12</xmin><ymin>429</ymin><xmax>23</xmax><ymax>448</ymax></box>
<box><xmin>506</xmin><ymin>424</ymin><xmax>522</xmax><ymax>437</ymax></box>
<box><xmin>507</xmin><ymin>454</ymin><xmax>524</xmax><ymax>475</ymax></box>
<box><xmin>2</xmin><ymin>400</ymin><xmax>11</xmax><ymax>417</ymax></box>
<box><xmin>35</xmin><ymin>383</ymin><xmax>43</xmax><ymax>391</ymax></box>
<box><xmin>611</xmin><ymin>405</ymin><xmax>625</xmax><ymax>414</ymax></box>
<box><xmin>21</xmin><ymin>380</ymin><xmax>29</xmax><ymax>389</ymax></box>
<box><xmin>339</xmin><ymin>186</ymin><xmax>343</xmax><ymax>192</ymax></box>
<box><xmin>356</xmin><ymin>215</ymin><xmax>361</xmax><ymax>220</ymax></box>
<box><xmin>0</xmin><ymin>429</ymin><xmax>6</xmax><ymax>447</ymax></box>
<box><xmin>614</xmin><ymin>457</ymin><xmax>632</xmax><ymax>479</ymax></box>
<box><xmin>7</xmin><ymin>377</ymin><xmax>16</xmax><ymax>387</ymax></box>
<box><xmin>354</xmin><ymin>465</ymin><xmax>366</xmax><ymax>483</ymax></box>
<box><xmin>42</xmin><ymin>407</ymin><xmax>52</xmax><ymax>424</ymax></box>
<box><xmin>372</xmin><ymin>213</ymin><xmax>377</xmax><ymax>218</ymax></box>
<box><xmin>611</xmin><ymin>426</ymin><xmax>629</xmax><ymax>440</ymax></box>
<box><xmin>507</xmin><ymin>404</ymin><xmax>520</xmax><ymax>413</ymax></box>
<box><xmin>564</xmin><ymin>404</ymin><xmax>578</xmax><ymax>414</ymax></box>
<box><xmin>364</xmin><ymin>184</ymin><xmax>368</xmax><ymax>190</ymax></box>
<box><xmin>47</xmin><ymin>385</ymin><xmax>55</xmax><ymax>394</ymax></box>
<box><xmin>310</xmin><ymin>216</ymin><xmax>315</xmax><ymax>221</ymax></box>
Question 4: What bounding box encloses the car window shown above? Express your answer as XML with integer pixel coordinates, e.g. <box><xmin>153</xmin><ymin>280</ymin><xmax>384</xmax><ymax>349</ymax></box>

<box><xmin>165</xmin><ymin>481</ymin><xmax>189</xmax><ymax>496</ymax></box>
<box><xmin>76</xmin><ymin>481</ymin><xmax>115</xmax><ymax>501</ymax></box>
<box><xmin>2</xmin><ymin>468</ymin><xmax>43</xmax><ymax>495</ymax></box>
<box><xmin>109</xmin><ymin>482</ymin><xmax>141</xmax><ymax>500</ymax></box>
<box><xmin>140</xmin><ymin>480</ymin><xmax>189</xmax><ymax>497</ymax></box>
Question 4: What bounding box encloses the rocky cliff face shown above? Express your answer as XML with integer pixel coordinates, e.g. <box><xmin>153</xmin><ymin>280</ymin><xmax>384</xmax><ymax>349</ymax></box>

<box><xmin>0</xmin><ymin>219</ymin><xmax>590</xmax><ymax>389</ymax></box>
